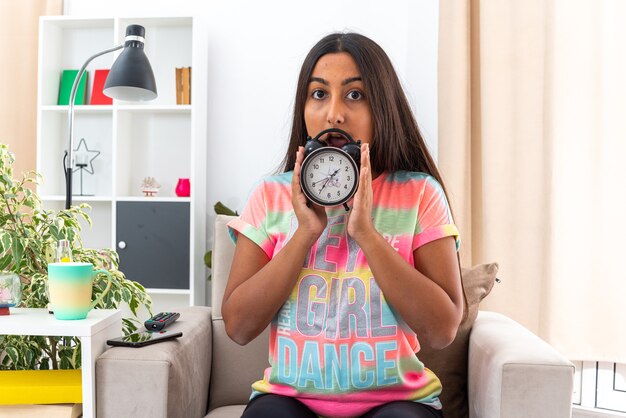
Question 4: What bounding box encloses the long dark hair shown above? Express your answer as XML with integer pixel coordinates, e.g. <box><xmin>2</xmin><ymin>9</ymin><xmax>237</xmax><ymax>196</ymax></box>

<box><xmin>280</xmin><ymin>32</ymin><xmax>449</xmax><ymax>201</ymax></box>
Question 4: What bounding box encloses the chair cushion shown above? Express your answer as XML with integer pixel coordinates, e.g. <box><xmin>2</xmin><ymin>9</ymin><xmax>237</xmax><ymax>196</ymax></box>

<box><xmin>208</xmin><ymin>319</ymin><xmax>270</xmax><ymax>411</ymax></box>
<box><xmin>418</xmin><ymin>262</ymin><xmax>498</xmax><ymax>418</ymax></box>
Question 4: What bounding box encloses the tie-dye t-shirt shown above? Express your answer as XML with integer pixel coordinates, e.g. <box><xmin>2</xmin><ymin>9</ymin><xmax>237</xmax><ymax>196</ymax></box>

<box><xmin>227</xmin><ymin>170</ymin><xmax>460</xmax><ymax>418</ymax></box>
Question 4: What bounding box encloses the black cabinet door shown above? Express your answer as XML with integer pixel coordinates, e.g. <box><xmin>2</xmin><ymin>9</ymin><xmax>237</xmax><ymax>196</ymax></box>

<box><xmin>116</xmin><ymin>202</ymin><xmax>190</xmax><ymax>289</ymax></box>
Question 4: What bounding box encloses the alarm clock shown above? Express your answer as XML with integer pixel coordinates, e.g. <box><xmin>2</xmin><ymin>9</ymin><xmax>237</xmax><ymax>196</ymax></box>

<box><xmin>300</xmin><ymin>128</ymin><xmax>361</xmax><ymax>210</ymax></box>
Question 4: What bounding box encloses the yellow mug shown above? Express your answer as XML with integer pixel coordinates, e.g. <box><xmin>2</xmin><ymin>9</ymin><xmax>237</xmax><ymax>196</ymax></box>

<box><xmin>47</xmin><ymin>262</ymin><xmax>112</xmax><ymax>320</ymax></box>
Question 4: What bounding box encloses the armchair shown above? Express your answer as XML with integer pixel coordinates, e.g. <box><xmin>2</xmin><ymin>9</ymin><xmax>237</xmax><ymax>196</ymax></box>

<box><xmin>96</xmin><ymin>215</ymin><xmax>574</xmax><ymax>418</ymax></box>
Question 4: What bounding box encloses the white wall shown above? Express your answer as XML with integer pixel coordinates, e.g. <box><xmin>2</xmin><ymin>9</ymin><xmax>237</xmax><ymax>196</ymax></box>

<box><xmin>64</xmin><ymin>0</ymin><xmax>438</xmax><ymax>217</ymax></box>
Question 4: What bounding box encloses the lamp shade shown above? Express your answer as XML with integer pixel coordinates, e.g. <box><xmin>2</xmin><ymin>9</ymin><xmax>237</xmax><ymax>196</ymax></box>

<box><xmin>103</xmin><ymin>24</ymin><xmax>157</xmax><ymax>101</ymax></box>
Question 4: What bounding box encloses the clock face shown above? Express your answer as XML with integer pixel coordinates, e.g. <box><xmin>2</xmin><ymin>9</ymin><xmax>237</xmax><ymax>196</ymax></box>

<box><xmin>300</xmin><ymin>147</ymin><xmax>359</xmax><ymax>207</ymax></box>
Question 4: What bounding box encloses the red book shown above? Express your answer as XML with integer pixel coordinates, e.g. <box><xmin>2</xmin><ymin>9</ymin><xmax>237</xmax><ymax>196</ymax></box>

<box><xmin>90</xmin><ymin>69</ymin><xmax>112</xmax><ymax>105</ymax></box>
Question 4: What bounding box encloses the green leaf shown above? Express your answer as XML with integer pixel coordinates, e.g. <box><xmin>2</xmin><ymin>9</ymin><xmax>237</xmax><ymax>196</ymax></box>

<box><xmin>204</xmin><ymin>250</ymin><xmax>212</xmax><ymax>268</ymax></box>
<box><xmin>0</xmin><ymin>253</ymin><xmax>12</xmax><ymax>270</ymax></box>
<box><xmin>214</xmin><ymin>201</ymin><xmax>238</xmax><ymax>216</ymax></box>
<box><xmin>49</xmin><ymin>224</ymin><xmax>60</xmax><ymax>240</ymax></box>
<box><xmin>40</xmin><ymin>358</ymin><xmax>50</xmax><ymax>370</ymax></box>
<box><xmin>11</xmin><ymin>237</ymin><xmax>24</xmax><ymax>266</ymax></box>
<box><xmin>25</xmin><ymin>349</ymin><xmax>34</xmax><ymax>368</ymax></box>
<box><xmin>0</xmin><ymin>232</ymin><xmax>11</xmax><ymax>254</ymax></box>
<box><xmin>121</xmin><ymin>287</ymin><xmax>131</xmax><ymax>303</ymax></box>
<box><xmin>128</xmin><ymin>295</ymin><xmax>139</xmax><ymax>315</ymax></box>
<box><xmin>1</xmin><ymin>355</ymin><xmax>11</xmax><ymax>368</ymax></box>
<box><xmin>5</xmin><ymin>346</ymin><xmax>19</xmax><ymax>367</ymax></box>
<box><xmin>2</xmin><ymin>174</ymin><xmax>13</xmax><ymax>186</ymax></box>
<box><xmin>59</xmin><ymin>356</ymin><xmax>71</xmax><ymax>370</ymax></box>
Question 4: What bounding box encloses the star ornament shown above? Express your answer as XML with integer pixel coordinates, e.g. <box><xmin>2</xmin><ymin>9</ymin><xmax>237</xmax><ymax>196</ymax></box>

<box><xmin>72</xmin><ymin>138</ymin><xmax>100</xmax><ymax>175</ymax></box>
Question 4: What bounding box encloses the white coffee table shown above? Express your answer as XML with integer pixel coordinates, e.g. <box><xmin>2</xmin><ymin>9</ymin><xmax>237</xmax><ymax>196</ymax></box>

<box><xmin>0</xmin><ymin>308</ymin><xmax>122</xmax><ymax>418</ymax></box>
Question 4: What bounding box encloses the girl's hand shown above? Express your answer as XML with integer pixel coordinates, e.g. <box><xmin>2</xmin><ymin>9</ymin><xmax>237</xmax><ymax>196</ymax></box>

<box><xmin>347</xmin><ymin>143</ymin><xmax>375</xmax><ymax>242</ymax></box>
<box><xmin>292</xmin><ymin>146</ymin><xmax>327</xmax><ymax>240</ymax></box>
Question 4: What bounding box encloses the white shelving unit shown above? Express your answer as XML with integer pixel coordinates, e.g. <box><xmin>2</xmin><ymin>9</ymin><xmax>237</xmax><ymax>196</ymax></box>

<box><xmin>36</xmin><ymin>16</ymin><xmax>207</xmax><ymax>310</ymax></box>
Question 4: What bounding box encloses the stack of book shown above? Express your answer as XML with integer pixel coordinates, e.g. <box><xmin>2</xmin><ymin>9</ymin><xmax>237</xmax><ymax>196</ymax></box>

<box><xmin>0</xmin><ymin>369</ymin><xmax>82</xmax><ymax>417</ymax></box>
<box><xmin>176</xmin><ymin>67</ymin><xmax>192</xmax><ymax>105</ymax></box>
<box><xmin>57</xmin><ymin>69</ymin><xmax>112</xmax><ymax>105</ymax></box>
<box><xmin>58</xmin><ymin>67</ymin><xmax>193</xmax><ymax>105</ymax></box>
<box><xmin>0</xmin><ymin>404</ymin><xmax>82</xmax><ymax>418</ymax></box>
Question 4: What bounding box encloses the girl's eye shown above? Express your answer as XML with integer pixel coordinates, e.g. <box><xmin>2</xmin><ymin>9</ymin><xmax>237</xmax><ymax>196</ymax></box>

<box><xmin>312</xmin><ymin>89</ymin><xmax>326</xmax><ymax>99</ymax></box>
<box><xmin>347</xmin><ymin>90</ymin><xmax>363</xmax><ymax>100</ymax></box>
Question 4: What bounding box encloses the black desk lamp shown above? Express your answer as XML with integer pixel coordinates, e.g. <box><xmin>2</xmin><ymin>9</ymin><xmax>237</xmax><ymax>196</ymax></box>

<box><xmin>65</xmin><ymin>24</ymin><xmax>157</xmax><ymax>209</ymax></box>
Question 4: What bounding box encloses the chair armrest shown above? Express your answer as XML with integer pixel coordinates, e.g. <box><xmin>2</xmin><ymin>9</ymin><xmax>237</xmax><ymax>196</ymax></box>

<box><xmin>468</xmin><ymin>311</ymin><xmax>574</xmax><ymax>418</ymax></box>
<box><xmin>96</xmin><ymin>306</ymin><xmax>212</xmax><ymax>418</ymax></box>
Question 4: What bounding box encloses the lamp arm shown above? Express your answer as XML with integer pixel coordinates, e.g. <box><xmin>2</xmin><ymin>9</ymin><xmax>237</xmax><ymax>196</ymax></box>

<box><xmin>65</xmin><ymin>44</ymin><xmax>123</xmax><ymax>210</ymax></box>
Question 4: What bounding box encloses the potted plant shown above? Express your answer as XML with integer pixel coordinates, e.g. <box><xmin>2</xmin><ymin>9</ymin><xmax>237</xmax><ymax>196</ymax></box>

<box><xmin>0</xmin><ymin>144</ymin><xmax>152</xmax><ymax>370</ymax></box>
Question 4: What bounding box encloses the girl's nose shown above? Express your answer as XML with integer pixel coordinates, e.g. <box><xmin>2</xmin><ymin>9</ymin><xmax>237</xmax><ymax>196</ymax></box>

<box><xmin>326</xmin><ymin>97</ymin><xmax>345</xmax><ymax>125</ymax></box>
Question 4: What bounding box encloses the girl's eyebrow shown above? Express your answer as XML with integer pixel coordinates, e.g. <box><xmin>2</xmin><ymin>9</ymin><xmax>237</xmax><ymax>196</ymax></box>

<box><xmin>309</xmin><ymin>76</ymin><xmax>362</xmax><ymax>86</ymax></box>
<box><xmin>342</xmin><ymin>76</ymin><xmax>362</xmax><ymax>86</ymax></box>
<box><xmin>309</xmin><ymin>77</ymin><xmax>328</xmax><ymax>85</ymax></box>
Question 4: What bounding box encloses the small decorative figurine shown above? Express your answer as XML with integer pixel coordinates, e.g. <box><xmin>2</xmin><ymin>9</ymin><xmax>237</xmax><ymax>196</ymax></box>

<box><xmin>141</xmin><ymin>176</ymin><xmax>161</xmax><ymax>197</ymax></box>
<box><xmin>72</xmin><ymin>137</ymin><xmax>100</xmax><ymax>196</ymax></box>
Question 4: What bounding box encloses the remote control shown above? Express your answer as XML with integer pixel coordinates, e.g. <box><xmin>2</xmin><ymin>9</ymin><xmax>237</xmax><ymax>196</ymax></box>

<box><xmin>144</xmin><ymin>312</ymin><xmax>180</xmax><ymax>331</ymax></box>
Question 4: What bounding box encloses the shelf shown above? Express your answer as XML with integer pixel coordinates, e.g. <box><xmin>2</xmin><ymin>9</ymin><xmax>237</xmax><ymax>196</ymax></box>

<box><xmin>39</xmin><ymin>16</ymin><xmax>114</xmax><ymax>30</ymax></box>
<box><xmin>115</xmin><ymin>111</ymin><xmax>191</xmax><ymax>197</ymax></box>
<box><xmin>41</xmin><ymin>196</ymin><xmax>191</xmax><ymax>203</ymax></box>
<box><xmin>42</xmin><ymin>195</ymin><xmax>113</xmax><ymax>202</ymax></box>
<box><xmin>116</xmin><ymin>105</ymin><xmax>191</xmax><ymax>113</ymax></box>
<box><xmin>145</xmin><ymin>288</ymin><xmax>191</xmax><ymax>295</ymax></box>
<box><xmin>115</xmin><ymin>196</ymin><xmax>191</xmax><ymax>202</ymax></box>
<box><xmin>41</xmin><ymin>105</ymin><xmax>191</xmax><ymax>113</ymax></box>
<box><xmin>118</xmin><ymin>17</ymin><xmax>192</xmax><ymax>28</ymax></box>
<box><xmin>42</xmin><ymin>105</ymin><xmax>113</xmax><ymax>113</ymax></box>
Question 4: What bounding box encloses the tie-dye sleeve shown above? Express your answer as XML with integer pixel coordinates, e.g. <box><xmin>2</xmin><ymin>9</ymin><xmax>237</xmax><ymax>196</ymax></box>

<box><xmin>227</xmin><ymin>179</ymin><xmax>276</xmax><ymax>259</ymax></box>
<box><xmin>412</xmin><ymin>176</ymin><xmax>460</xmax><ymax>251</ymax></box>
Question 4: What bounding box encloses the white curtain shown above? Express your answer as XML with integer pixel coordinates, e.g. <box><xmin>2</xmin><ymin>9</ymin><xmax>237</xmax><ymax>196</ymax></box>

<box><xmin>438</xmin><ymin>0</ymin><xmax>626</xmax><ymax>362</ymax></box>
<box><xmin>545</xmin><ymin>0</ymin><xmax>626</xmax><ymax>362</ymax></box>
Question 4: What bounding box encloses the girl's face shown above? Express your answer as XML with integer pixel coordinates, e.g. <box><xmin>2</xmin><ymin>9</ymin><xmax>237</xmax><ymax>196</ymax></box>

<box><xmin>304</xmin><ymin>52</ymin><xmax>373</xmax><ymax>146</ymax></box>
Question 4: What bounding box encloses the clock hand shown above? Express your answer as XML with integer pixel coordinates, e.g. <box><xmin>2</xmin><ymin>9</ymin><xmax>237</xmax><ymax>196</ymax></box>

<box><xmin>312</xmin><ymin>176</ymin><xmax>330</xmax><ymax>187</ymax></box>
<box><xmin>324</xmin><ymin>169</ymin><xmax>341</xmax><ymax>188</ymax></box>
<box><xmin>317</xmin><ymin>169</ymin><xmax>341</xmax><ymax>194</ymax></box>
<box><xmin>313</xmin><ymin>168</ymin><xmax>336</xmax><ymax>186</ymax></box>
<box><xmin>317</xmin><ymin>177</ymin><xmax>331</xmax><ymax>194</ymax></box>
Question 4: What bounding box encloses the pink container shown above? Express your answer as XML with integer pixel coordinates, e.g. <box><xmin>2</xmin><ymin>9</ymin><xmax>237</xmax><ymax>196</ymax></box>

<box><xmin>175</xmin><ymin>178</ymin><xmax>191</xmax><ymax>197</ymax></box>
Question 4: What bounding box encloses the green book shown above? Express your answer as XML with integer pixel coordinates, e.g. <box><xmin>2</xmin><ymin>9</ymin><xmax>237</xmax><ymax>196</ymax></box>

<box><xmin>58</xmin><ymin>70</ymin><xmax>88</xmax><ymax>105</ymax></box>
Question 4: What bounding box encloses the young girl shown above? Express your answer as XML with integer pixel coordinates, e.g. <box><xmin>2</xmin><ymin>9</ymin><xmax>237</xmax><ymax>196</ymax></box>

<box><xmin>223</xmin><ymin>33</ymin><xmax>464</xmax><ymax>418</ymax></box>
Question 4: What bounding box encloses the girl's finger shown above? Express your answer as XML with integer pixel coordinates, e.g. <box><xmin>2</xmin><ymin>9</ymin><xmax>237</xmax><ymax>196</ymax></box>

<box><xmin>361</xmin><ymin>144</ymin><xmax>371</xmax><ymax>184</ymax></box>
<box><xmin>360</xmin><ymin>166</ymin><xmax>369</xmax><ymax>188</ymax></box>
<box><xmin>292</xmin><ymin>146</ymin><xmax>303</xmax><ymax>191</ymax></box>
<box><xmin>361</xmin><ymin>144</ymin><xmax>369</xmax><ymax>169</ymax></box>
